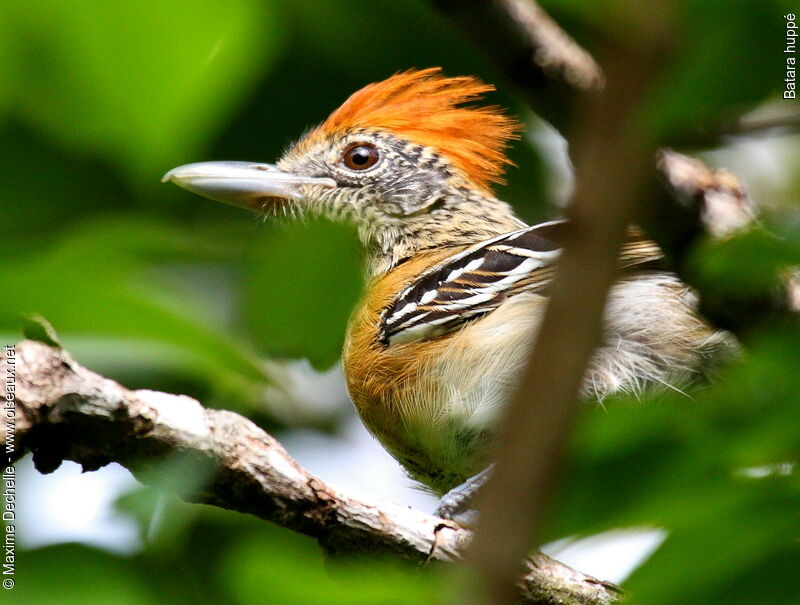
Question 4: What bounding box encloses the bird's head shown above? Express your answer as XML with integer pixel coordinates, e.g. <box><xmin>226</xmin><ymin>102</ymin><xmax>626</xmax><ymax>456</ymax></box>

<box><xmin>164</xmin><ymin>68</ymin><xmax>525</xmax><ymax>273</ymax></box>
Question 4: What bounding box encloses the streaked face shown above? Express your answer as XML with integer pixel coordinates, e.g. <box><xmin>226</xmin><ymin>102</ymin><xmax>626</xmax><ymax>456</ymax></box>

<box><xmin>164</xmin><ymin>129</ymin><xmax>459</xmax><ymax>224</ymax></box>
<box><xmin>277</xmin><ymin>129</ymin><xmax>457</xmax><ymax>220</ymax></box>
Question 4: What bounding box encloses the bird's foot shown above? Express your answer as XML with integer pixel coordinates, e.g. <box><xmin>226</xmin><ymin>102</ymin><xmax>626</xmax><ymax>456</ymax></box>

<box><xmin>433</xmin><ymin>465</ymin><xmax>494</xmax><ymax>527</ymax></box>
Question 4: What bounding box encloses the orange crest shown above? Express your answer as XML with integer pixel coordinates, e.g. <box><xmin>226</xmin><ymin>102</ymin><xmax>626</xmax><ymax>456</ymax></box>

<box><xmin>314</xmin><ymin>68</ymin><xmax>521</xmax><ymax>192</ymax></box>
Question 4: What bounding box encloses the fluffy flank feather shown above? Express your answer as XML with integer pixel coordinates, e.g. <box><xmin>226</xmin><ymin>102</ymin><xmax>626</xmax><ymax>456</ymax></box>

<box><xmin>317</xmin><ymin>68</ymin><xmax>521</xmax><ymax>192</ymax></box>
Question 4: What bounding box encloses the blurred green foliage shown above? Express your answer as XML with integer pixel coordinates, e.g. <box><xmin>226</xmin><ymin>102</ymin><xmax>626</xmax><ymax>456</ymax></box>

<box><xmin>15</xmin><ymin>496</ymin><xmax>443</xmax><ymax>605</ymax></box>
<box><xmin>3</xmin><ymin>0</ymin><xmax>799</xmax><ymax>604</ymax></box>
<box><xmin>548</xmin><ymin>319</ymin><xmax>800</xmax><ymax>604</ymax></box>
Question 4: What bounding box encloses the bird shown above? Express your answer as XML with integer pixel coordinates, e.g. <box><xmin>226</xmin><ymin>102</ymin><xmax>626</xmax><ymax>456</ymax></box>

<box><xmin>164</xmin><ymin>68</ymin><xmax>733</xmax><ymax>517</ymax></box>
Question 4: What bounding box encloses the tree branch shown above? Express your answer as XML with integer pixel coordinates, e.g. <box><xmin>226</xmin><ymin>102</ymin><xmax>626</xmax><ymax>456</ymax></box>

<box><xmin>431</xmin><ymin>0</ymin><xmax>604</xmax><ymax>132</ymax></box>
<box><xmin>464</xmin><ymin>22</ymin><xmax>671</xmax><ymax>599</ymax></box>
<box><xmin>438</xmin><ymin>1</ymin><xmax>794</xmax><ymax>597</ymax></box>
<box><xmin>2</xmin><ymin>340</ymin><xmax>620</xmax><ymax>605</ymax></box>
<box><xmin>656</xmin><ymin>149</ymin><xmax>755</xmax><ymax>240</ymax></box>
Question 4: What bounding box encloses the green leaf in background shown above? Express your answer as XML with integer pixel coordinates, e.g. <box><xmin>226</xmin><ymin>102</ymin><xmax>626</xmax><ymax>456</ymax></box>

<box><xmin>222</xmin><ymin>531</ymin><xmax>441</xmax><ymax>605</ymax></box>
<box><xmin>15</xmin><ymin>544</ymin><xmax>160</xmax><ymax>605</ymax></box>
<box><xmin>23</xmin><ymin>314</ymin><xmax>62</xmax><ymax>348</ymax></box>
<box><xmin>544</xmin><ymin>317</ymin><xmax>800</xmax><ymax>603</ymax></box>
<box><xmin>244</xmin><ymin>219</ymin><xmax>363</xmax><ymax>369</ymax></box>
<box><xmin>1</xmin><ymin>0</ymin><xmax>282</xmax><ymax>182</ymax></box>
<box><xmin>689</xmin><ymin>226</ymin><xmax>800</xmax><ymax>299</ymax></box>
<box><xmin>0</xmin><ymin>9</ymin><xmax>13</xmax><ymax>118</ymax></box>
<box><xmin>542</xmin><ymin>0</ymin><xmax>786</xmax><ymax>143</ymax></box>
<box><xmin>0</xmin><ymin>217</ymin><xmax>266</xmax><ymax>387</ymax></box>
<box><xmin>642</xmin><ymin>0</ymin><xmax>785</xmax><ymax>143</ymax></box>
<box><xmin>624</xmin><ymin>486</ymin><xmax>800</xmax><ymax>605</ymax></box>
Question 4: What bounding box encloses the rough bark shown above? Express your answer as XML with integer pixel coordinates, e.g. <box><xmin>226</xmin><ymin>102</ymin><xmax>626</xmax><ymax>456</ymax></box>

<box><xmin>2</xmin><ymin>340</ymin><xmax>620</xmax><ymax>605</ymax></box>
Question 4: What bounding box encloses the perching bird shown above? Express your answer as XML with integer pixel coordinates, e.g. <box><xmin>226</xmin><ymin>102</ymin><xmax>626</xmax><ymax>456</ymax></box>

<box><xmin>164</xmin><ymin>68</ymin><xmax>732</xmax><ymax>515</ymax></box>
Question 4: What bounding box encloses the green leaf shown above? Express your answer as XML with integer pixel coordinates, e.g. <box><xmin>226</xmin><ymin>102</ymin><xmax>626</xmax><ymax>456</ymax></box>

<box><xmin>546</xmin><ymin>322</ymin><xmax>800</xmax><ymax>600</ymax></box>
<box><xmin>2</xmin><ymin>0</ymin><xmax>283</xmax><ymax>182</ymax></box>
<box><xmin>23</xmin><ymin>314</ymin><xmax>62</xmax><ymax>348</ymax></box>
<box><xmin>542</xmin><ymin>0</ymin><xmax>785</xmax><ymax>142</ymax></box>
<box><xmin>16</xmin><ymin>544</ymin><xmax>160</xmax><ymax>605</ymax></box>
<box><xmin>688</xmin><ymin>227</ymin><xmax>800</xmax><ymax>299</ymax></box>
<box><xmin>222</xmin><ymin>530</ymin><xmax>440</xmax><ymax>605</ymax></box>
<box><xmin>625</xmin><ymin>487</ymin><xmax>800</xmax><ymax>605</ymax></box>
<box><xmin>641</xmin><ymin>0</ymin><xmax>786</xmax><ymax>142</ymax></box>
<box><xmin>244</xmin><ymin>219</ymin><xmax>363</xmax><ymax>369</ymax></box>
<box><xmin>0</xmin><ymin>217</ymin><xmax>267</xmax><ymax>387</ymax></box>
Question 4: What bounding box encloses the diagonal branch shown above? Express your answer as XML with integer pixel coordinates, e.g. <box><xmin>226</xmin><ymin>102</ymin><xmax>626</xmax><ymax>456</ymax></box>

<box><xmin>431</xmin><ymin>0</ymin><xmax>604</xmax><ymax>132</ymax></box>
<box><xmin>2</xmin><ymin>340</ymin><xmax>620</xmax><ymax>605</ymax></box>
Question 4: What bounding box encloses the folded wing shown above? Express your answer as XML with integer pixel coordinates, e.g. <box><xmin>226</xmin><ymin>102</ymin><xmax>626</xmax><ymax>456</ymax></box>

<box><xmin>380</xmin><ymin>220</ymin><xmax>664</xmax><ymax>345</ymax></box>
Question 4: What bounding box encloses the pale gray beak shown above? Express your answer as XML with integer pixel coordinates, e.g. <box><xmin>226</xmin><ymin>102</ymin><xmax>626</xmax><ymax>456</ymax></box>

<box><xmin>162</xmin><ymin>161</ymin><xmax>336</xmax><ymax>211</ymax></box>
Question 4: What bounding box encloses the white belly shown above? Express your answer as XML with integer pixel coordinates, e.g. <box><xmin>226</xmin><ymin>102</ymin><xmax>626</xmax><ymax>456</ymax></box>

<box><xmin>390</xmin><ymin>273</ymin><xmax>732</xmax><ymax>491</ymax></box>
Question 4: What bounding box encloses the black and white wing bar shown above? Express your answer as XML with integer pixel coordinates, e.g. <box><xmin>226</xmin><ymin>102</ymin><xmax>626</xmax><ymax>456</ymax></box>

<box><xmin>380</xmin><ymin>221</ymin><xmax>663</xmax><ymax>345</ymax></box>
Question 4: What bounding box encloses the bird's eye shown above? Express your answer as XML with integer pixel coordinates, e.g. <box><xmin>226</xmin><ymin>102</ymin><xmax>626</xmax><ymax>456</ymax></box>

<box><xmin>342</xmin><ymin>143</ymin><xmax>380</xmax><ymax>171</ymax></box>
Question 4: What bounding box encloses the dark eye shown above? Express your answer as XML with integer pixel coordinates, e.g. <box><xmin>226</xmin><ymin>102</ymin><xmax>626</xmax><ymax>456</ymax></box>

<box><xmin>342</xmin><ymin>143</ymin><xmax>380</xmax><ymax>171</ymax></box>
